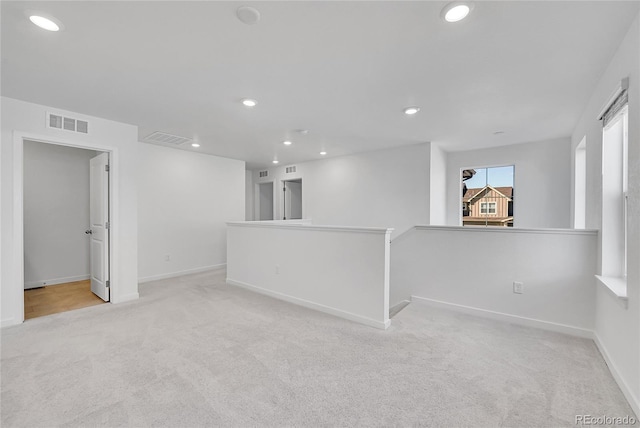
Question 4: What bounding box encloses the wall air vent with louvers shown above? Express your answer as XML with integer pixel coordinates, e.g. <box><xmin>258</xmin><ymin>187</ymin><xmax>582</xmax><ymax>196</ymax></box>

<box><xmin>144</xmin><ymin>131</ymin><xmax>192</xmax><ymax>146</ymax></box>
<box><xmin>259</xmin><ymin>171</ymin><xmax>268</xmax><ymax>178</ymax></box>
<box><xmin>47</xmin><ymin>113</ymin><xmax>89</xmax><ymax>134</ymax></box>
<box><xmin>285</xmin><ymin>166</ymin><xmax>297</xmax><ymax>174</ymax></box>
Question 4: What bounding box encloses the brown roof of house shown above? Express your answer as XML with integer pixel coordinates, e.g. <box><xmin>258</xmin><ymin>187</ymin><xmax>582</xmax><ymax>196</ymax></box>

<box><xmin>463</xmin><ymin>186</ymin><xmax>513</xmax><ymax>202</ymax></box>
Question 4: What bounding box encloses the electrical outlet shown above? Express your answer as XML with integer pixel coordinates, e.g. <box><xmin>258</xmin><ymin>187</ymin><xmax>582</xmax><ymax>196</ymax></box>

<box><xmin>513</xmin><ymin>281</ymin><xmax>524</xmax><ymax>294</ymax></box>
<box><xmin>165</xmin><ymin>254</ymin><xmax>171</xmax><ymax>262</ymax></box>
<box><xmin>275</xmin><ymin>265</ymin><xmax>280</xmax><ymax>274</ymax></box>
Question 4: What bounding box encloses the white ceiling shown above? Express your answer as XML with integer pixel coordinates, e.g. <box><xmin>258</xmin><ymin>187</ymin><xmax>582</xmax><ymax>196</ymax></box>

<box><xmin>2</xmin><ymin>1</ymin><xmax>638</xmax><ymax>169</ymax></box>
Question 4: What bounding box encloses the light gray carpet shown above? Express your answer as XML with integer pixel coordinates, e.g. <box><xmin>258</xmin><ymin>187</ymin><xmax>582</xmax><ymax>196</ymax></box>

<box><xmin>1</xmin><ymin>269</ymin><xmax>636</xmax><ymax>427</ymax></box>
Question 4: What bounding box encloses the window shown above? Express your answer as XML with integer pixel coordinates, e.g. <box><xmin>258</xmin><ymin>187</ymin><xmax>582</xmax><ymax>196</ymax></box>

<box><xmin>601</xmin><ymin>103</ymin><xmax>628</xmax><ymax>280</ymax></box>
<box><xmin>480</xmin><ymin>202</ymin><xmax>496</xmax><ymax>214</ymax></box>
<box><xmin>461</xmin><ymin>165</ymin><xmax>515</xmax><ymax>227</ymax></box>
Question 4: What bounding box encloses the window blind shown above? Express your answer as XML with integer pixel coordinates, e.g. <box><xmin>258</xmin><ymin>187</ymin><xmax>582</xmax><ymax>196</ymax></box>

<box><xmin>600</xmin><ymin>77</ymin><xmax>629</xmax><ymax>127</ymax></box>
<box><xmin>601</xmin><ymin>90</ymin><xmax>628</xmax><ymax>127</ymax></box>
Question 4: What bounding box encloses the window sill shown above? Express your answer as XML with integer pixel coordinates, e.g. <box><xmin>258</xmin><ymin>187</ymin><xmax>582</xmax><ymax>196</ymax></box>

<box><xmin>595</xmin><ymin>275</ymin><xmax>628</xmax><ymax>308</ymax></box>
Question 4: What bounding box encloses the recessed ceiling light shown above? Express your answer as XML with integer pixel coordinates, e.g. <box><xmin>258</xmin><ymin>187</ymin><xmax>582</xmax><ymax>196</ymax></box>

<box><xmin>191</xmin><ymin>143</ymin><xmax>200</xmax><ymax>147</ymax></box>
<box><xmin>320</xmin><ymin>151</ymin><xmax>327</xmax><ymax>156</ymax></box>
<box><xmin>272</xmin><ymin>159</ymin><xmax>279</xmax><ymax>164</ymax></box>
<box><xmin>441</xmin><ymin>2</ymin><xmax>473</xmax><ymax>23</ymax></box>
<box><xmin>242</xmin><ymin>98</ymin><xmax>257</xmax><ymax>107</ymax></box>
<box><xmin>29</xmin><ymin>14</ymin><xmax>62</xmax><ymax>31</ymax></box>
<box><xmin>493</xmin><ymin>131</ymin><xmax>505</xmax><ymax>135</ymax></box>
<box><xmin>283</xmin><ymin>141</ymin><xmax>292</xmax><ymax>146</ymax></box>
<box><xmin>403</xmin><ymin>106</ymin><xmax>420</xmax><ymax>115</ymax></box>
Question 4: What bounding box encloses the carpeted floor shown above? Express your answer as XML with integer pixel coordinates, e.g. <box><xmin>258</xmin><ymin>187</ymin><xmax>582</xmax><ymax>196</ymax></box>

<box><xmin>1</xmin><ymin>269</ymin><xmax>636</xmax><ymax>427</ymax></box>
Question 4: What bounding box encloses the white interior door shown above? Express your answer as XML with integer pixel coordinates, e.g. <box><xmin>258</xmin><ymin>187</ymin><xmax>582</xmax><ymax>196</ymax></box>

<box><xmin>283</xmin><ymin>180</ymin><xmax>302</xmax><ymax>220</ymax></box>
<box><xmin>89</xmin><ymin>153</ymin><xmax>110</xmax><ymax>301</ymax></box>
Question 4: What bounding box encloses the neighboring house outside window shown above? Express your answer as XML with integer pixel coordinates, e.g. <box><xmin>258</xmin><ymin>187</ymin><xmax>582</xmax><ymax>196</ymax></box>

<box><xmin>463</xmin><ymin>185</ymin><xmax>514</xmax><ymax>227</ymax></box>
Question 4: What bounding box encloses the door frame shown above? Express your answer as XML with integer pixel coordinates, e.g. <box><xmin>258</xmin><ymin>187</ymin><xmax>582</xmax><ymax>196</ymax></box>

<box><xmin>12</xmin><ymin>131</ymin><xmax>119</xmax><ymax>323</ymax></box>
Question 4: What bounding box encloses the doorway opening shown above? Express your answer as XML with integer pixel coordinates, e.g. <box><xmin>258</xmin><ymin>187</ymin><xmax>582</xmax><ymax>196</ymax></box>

<box><xmin>257</xmin><ymin>182</ymin><xmax>274</xmax><ymax>221</ymax></box>
<box><xmin>22</xmin><ymin>140</ymin><xmax>110</xmax><ymax>320</ymax></box>
<box><xmin>283</xmin><ymin>179</ymin><xmax>302</xmax><ymax>220</ymax></box>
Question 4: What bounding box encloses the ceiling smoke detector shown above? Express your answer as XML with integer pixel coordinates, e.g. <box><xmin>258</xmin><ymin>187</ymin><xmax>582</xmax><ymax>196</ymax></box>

<box><xmin>236</xmin><ymin>6</ymin><xmax>261</xmax><ymax>25</ymax></box>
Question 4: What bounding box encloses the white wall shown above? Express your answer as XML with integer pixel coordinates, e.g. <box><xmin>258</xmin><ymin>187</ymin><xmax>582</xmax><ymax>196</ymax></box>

<box><xmin>391</xmin><ymin>226</ymin><xmax>597</xmax><ymax>336</ymax></box>
<box><xmin>446</xmin><ymin>138</ymin><xmax>571</xmax><ymax>228</ymax></box>
<box><xmin>252</xmin><ymin>143</ymin><xmax>431</xmax><ymax>237</ymax></box>
<box><xmin>245</xmin><ymin>170</ymin><xmax>253</xmax><ymax>221</ymax></box>
<box><xmin>227</xmin><ymin>221</ymin><xmax>392</xmax><ymax>329</ymax></box>
<box><xmin>429</xmin><ymin>143</ymin><xmax>447</xmax><ymax>225</ymax></box>
<box><xmin>1</xmin><ymin>97</ymin><xmax>139</xmax><ymax>327</ymax></box>
<box><xmin>23</xmin><ymin>141</ymin><xmax>97</xmax><ymax>288</ymax></box>
<box><xmin>571</xmin><ymin>14</ymin><xmax>640</xmax><ymax>414</ymax></box>
<box><xmin>137</xmin><ymin>143</ymin><xmax>245</xmax><ymax>282</ymax></box>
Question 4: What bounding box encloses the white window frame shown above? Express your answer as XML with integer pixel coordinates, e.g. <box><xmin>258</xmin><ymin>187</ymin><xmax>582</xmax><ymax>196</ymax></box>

<box><xmin>480</xmin><ymin>201</ymin><xmax>497</xmax><ymax>214</ymax></box>
<box><xmin>599</xmin><ymin>105</ymin><xmax>628</xmax><ymax>281</ymax></box>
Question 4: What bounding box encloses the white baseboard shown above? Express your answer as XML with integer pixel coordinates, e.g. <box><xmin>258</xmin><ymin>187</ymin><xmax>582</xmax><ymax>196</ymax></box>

<box><xmin>226</xmin><ymin>278</ymin><xmax>390</xmax><ymax>330</ymax></box>
<box><xmin>24</xmin><ymin>274</ymin><xmax>90</xmax><ymax>289</ymax></box>
<box><xmin>1</xmin><ymin>317</ymin><xmax>18</xmax><ymax>328</ymax></box>
<box><xmin>593</xmin><ymin>333</ymin><xmax>640</xmax><ymax>419</ymax></box>
<box><xmin>410</xmin><ymin>295</ymin><xmax>593</xmax><ymax>338</ymax></box>
<box><xmin>138</xmin><ymin>264</ymin><xmax>226</xmax><ymax>284</ymax></box>
<box><xmin>112</xmin><ymin>292</ymin><xmax>140</xmax><ymax>304</ymax></box>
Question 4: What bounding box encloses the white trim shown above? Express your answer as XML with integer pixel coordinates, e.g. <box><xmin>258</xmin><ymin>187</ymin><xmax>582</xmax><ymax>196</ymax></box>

<box><xmin>138</xmin><ymin>264</ymin><xmax>227</xmax><ymax>283</ymax></box>
<box><xmin>593</xmin><ymin>333</ymin><xmax>640</xmax><ymax>419</ymax></box>
<box><xmin>24</xmin><ymin>274</ymin><xmax>91</xmax><ymax>289</ymax></box>
<box><xmin>12</xmin><ymin>131</ymin><xmax>123</xmax><ymax>325</ymax></box>
<box><xmin>112</xmin><ymin>292</ymin><xmax>140</xmax><ymax>304</ymax></box>
<box><xmin>595</xmin><ymin>275</ymin><xmax>628</xmax><ymax>308</ymax></box>
<box><xmin>389</xmin><ymin>226</ymin><xmax>415</xmax><ymax>243</ymax></box>
<box><xmin>1</xmin><ymin>318</ymin><xmax>17</xmax><ymax>328</ymax></box>
<box><xmin>410</xmin><ymin>295</ymin><xmax>593</xmax><ymax>338</ymax></box>
<box><xmin>413</xmin><ymin>225</ymin><xmax>598</xmax><ymax>236</ymax></box>
<box><xmin>227</xmin><ymin>221</ymin><xmax>393</xmax><ymax>235</ymax></box>
<box><xmin>227</xmin><ymin>278</ymin><xmax>391</xmax><ymax>330</ymax></box>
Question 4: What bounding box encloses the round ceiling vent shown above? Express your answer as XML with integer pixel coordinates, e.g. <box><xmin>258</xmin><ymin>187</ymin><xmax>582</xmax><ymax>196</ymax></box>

<box><xmin>236</xmin><ymin>6</ymin><xmax>261</xmax><ymax>25</ymax></box>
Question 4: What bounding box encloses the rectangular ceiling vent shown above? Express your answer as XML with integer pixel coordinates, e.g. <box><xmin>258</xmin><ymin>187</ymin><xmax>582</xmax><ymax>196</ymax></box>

<box><xmin>144</xmin><ymin>131</ymin><xmax>192</xmax><ymax>146</ymax></box>
<box><xmin>47</xmin><ymin>112</ymin><xmax>89</xmax><ymax>134</ymax></box>
<box><xmin>259</xmin><ymin>170</ymin><xmax>268</xmax><ymax>178</ymax></box>
<box><xmin>285</xmin><ymin>166</ymin><xmax>297</xmax><ymax>174</ymax></box>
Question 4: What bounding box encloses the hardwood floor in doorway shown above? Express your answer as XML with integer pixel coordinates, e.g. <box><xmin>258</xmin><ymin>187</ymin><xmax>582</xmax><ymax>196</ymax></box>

<box><xmin>24</xmin><ymin>280</ymin><xmax>106</xmax><ymax>320</ymax></box>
